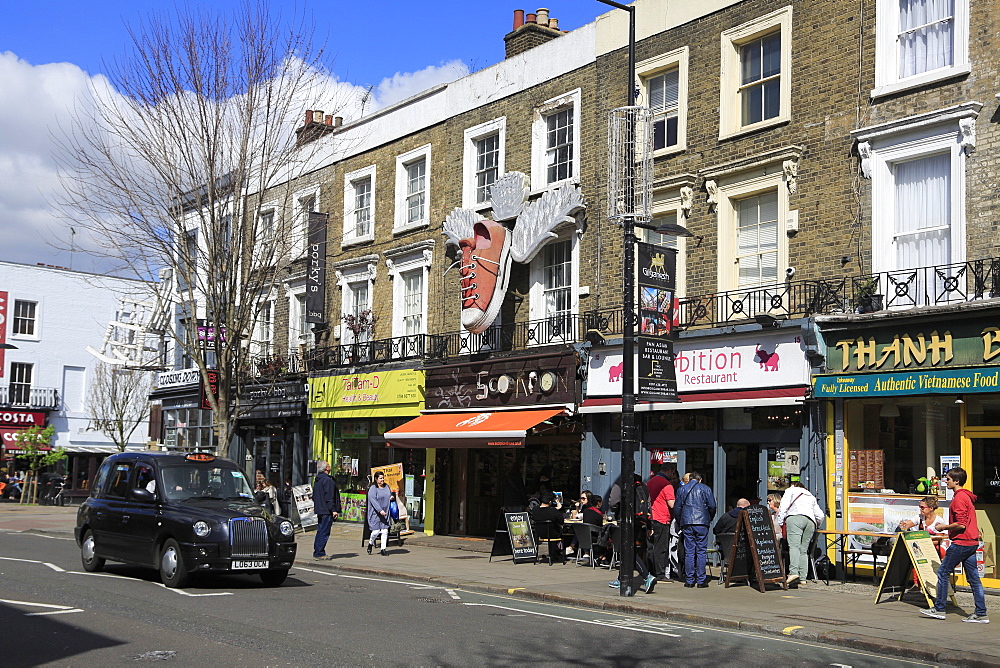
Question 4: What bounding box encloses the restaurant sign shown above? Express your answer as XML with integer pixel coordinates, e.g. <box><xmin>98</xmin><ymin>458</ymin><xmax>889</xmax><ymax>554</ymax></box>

<box><xmin>310</xmin><ymin>369</ymin><xmax>424</xmax><ymax>417</ymax></box>
<box><xmin>813</xmin><ymin>367</ymin><xmax>1000</xmax><ymax>397</ymax></box>
<box><xmin>827</xmin><ymin>321</ymin><xmax>1000</xmax><ymax>372</ymax></box>
<box><xmin>425</xmin><ymin>354</ymin><xmax>577</xmax><ymax>409</ymax></box>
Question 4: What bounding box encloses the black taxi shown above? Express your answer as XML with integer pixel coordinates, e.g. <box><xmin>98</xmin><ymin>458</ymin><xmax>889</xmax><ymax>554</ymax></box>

<box><xmin>75</xmin><ymin>452</ymin><xmax>296</xmax><ymax>587</ymax></box>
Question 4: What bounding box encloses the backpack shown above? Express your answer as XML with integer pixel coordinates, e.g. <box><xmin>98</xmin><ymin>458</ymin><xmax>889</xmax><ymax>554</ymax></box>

<box><xmin>634</xmin><ymin>483</ymin><xmax>652</xmax><ymax>519</ymax></box>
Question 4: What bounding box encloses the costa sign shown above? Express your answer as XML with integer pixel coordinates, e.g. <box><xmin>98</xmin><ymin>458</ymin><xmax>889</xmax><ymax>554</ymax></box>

<box><xmin>0</xmin><ymin>411</ymin><xmax>46</xmax><ymax>427</ymax></box>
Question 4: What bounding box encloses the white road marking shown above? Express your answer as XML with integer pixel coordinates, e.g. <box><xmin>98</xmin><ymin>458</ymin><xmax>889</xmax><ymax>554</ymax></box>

<box><xmin>463</xmin><ymin>603</ymin><xmax>682</xmax><ymax>638</ymax></box>
<box><xmin>43</xmin><ymin>562</ymin><xmax>65</xmax><ymax>572</ymax></box>
<box><xmin>445</xmin><ymin>588</ymin><xmax>461</xmax><ymax>600</ymax></box>
<box><xmin>0</xmin><ymin>598</ymin><xmax>84</xmax><ymax>616</ymax></box>
<box><xmin>295</xmin><ymin>567</ymin><xmax>438</xmax><ymax>589</ymax></box>
<box><xmin>67</xmin><ymin>571</ymin><xmax>233</xmax><ymax>596</ymax></box>
<box><xmin>0</xmin><ymin>530</ymin><xmax>75</xmax><ymax>540</ymax></box>
<box><xmin>151</xmin><ymin>583</ymin><xmax>233</xmax><ymax>597</ymax></box>
<box><xmin>830</xmin><ymin>664</ymin><xmax>853</xmax><ymax>668</ymax></box>
<box><xmin>0</xmin><ymin>556</ymin><xmax>67</xmax><ymax>572</ymax></box>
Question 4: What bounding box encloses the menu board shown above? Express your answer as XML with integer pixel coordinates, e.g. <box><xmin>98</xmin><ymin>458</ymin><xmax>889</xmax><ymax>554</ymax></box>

<box><xmin>876</xmin><ymin>530</ymin><xmax>955</xmax><ymax>608</ymax></box>
<box><xmin>849</xmin><ymin>449</ymin><xmax>885</xmax><ymax>489</ymax></box>
<box><xmin>725</xmin><ymin>505</ymin><xmax>786</xmax><ymax>592</ymax></box>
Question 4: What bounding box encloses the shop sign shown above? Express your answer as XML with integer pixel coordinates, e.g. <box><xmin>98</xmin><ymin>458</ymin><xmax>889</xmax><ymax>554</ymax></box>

<box><xmin>0</xmin><ymin>428</ymin><xmax>51</xmax><ymax>452</ymax></box>
<box><xmin>587</xmin><ymin>331</ymin><xmax>808</xmax><ymax>398</ymax></box>
<box><xmin>157</xmin><ymin>368</ymin><xmax>202</xmax><ymax>389</ymax></box>
<box><xmin>636</xmin><ymin>243</ymin><xmax>678</xmax><ymax>402</ymax></box>
<box><xmin>0</xmin><ymin>410</ymin><xmax>46</xmax><ymax>427</ymax></box>
<box><xmin>310</xmin><ymin>369</ymin><xmax>424</xmax><ymax>411</ymax></box>
<box><xmin>813</xmin><ymin>367</ymin><xmax>1000</xmax><ymax>398</ymax></box>
<box><xmin>305</xmin><ymin>211</ymin><xmax>328</xmax><ymax>324</ymax></box>
<box><xmin>425</xmin><ymin>354</ymin><xmax>577</xmax><ymax>409</ymax></box>
<box><xmin>201</xmin><ymin>369</ymin><xmax>219</xmax><ymax>410</ymax></box>
<box><xmin>339</xmin><ymin>421</ymin><xmax>369</xmax><ymax>439</ymax></box>
<box><xmin>827</xmin><ymin>321</ymin><xmax>1000</xmax><ymax>372</ymax></box>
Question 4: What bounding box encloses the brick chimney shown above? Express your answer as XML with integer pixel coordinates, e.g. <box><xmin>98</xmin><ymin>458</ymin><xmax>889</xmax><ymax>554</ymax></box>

<box><xmin>295</xmin><ymin>109</ymin><xmax>340</xmax><ymax>146</ymax></box>
<box><xmin>504</xmin><ymin>7</ymin><xmax>566</xmax><ymax>59</ymax></box>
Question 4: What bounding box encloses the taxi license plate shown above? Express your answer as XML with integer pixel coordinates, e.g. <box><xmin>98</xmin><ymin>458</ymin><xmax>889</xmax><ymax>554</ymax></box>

<box><xmin>232</xmin><ymin>560</ymin><xmax>268</xmax><ymax>569</ymax></box>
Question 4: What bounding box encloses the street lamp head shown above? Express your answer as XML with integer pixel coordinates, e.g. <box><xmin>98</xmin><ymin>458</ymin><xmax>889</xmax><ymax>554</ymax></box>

<box><xmin>653</xmin><ymin>220</ymin><xmax>694</xmax><ymax>238</ymax></box>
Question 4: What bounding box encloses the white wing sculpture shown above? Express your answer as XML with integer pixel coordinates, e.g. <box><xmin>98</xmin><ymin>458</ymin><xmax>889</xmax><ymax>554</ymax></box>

<box><xmin>443</xmin><ymin>207</ymin><xmax>479</xmax><ymax>248</ymax></box>
<box><xmin>489</xmin><ymin>171</ymin><xmax>529</xmax><ymax>222</ymax></box>
<box><xmin>509</xmin><ymin>184</ymin><xmax>585</xmax><ymax>264</ymax></box>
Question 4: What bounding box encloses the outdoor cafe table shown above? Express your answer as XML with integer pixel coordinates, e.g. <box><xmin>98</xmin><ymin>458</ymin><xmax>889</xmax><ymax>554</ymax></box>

<box><xmin>816</xmin><ymin>529</ymin><xmax>945</xmax><ymax>585</ymax></box>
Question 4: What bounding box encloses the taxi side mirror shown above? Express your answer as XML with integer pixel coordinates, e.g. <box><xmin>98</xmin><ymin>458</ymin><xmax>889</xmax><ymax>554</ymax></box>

<box><xmin>131</xmin><ymin>487</ymin><xmax>156</xmax><ymax>503</ymax></box>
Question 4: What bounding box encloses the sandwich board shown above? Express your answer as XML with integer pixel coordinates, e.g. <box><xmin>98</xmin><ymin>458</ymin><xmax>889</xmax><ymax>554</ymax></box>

<box><xmin>875</xmin><ymin>531</ymin><xmax>956</xmax><ymax>607</ymax></box>
<box><xmin>725</xmin><ymin>505</ymin><xmax>788</xmax><ymax>592</ymax></box>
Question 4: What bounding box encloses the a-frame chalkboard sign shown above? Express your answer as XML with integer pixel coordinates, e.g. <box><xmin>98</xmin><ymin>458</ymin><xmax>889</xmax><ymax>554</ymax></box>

<box><xmin>724</xmin><ymin>505</ymin><xmax>788</xmax><ymax>592</ymax></box>
<box><xmin>489</xmin><ymin>511</ymin><xmax>538</xmax><ymax>563</ymax></box>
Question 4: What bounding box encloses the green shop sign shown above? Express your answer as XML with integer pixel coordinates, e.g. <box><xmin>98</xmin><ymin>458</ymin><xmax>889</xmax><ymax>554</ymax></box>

<box><xmin>813</xmin><ymin>367</ymin><xmax>1000</xmax><ymax>397</ymax></box>
<box><xmin>826</xmin><ymin>321</ymin><xmax>1000</xmax><ymax>373</ymax></box>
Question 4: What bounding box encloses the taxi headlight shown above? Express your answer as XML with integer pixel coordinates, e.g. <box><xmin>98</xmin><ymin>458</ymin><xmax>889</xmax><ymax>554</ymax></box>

<box><xmin>193</xmin><ymin>521</ymin><xmax>211</xmax><ymax>537</ymax></box>
<box><xmin>279</xmin><ymin>520</ymin><xmax>294</xmax><ymax>537</ymax></box>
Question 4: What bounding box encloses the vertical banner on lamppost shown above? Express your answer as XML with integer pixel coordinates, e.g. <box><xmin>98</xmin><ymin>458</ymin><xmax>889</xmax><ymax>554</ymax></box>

<box><xmin>305</xmin><ymin>212</ymin><xmax>328</xmax><ymax>324</ymax></box>
<box><xmin>0</xmin><ymin>291</ymin><xmax>7</xmax><ymax>378</ymax></box>
<box><xmin>636</xmin><ymin>243</ymin><xmax>678</xmax><ymax>401</ymax></box>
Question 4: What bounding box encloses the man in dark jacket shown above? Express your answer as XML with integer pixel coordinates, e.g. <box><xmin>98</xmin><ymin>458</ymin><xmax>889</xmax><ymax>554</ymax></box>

<box><xmin>312</xmin><ymin>460</ymin><xmax>341</xmax><ymax>559</ymax></box>
<box><xmin>673</xmin><ymin>471</ymin><xmax>717</xmax><ymax>588</ymax></box>
<box><xmin>713</xmin><ymin>498</ymin><xmax>750</xmax><ymax>535</ymax></box>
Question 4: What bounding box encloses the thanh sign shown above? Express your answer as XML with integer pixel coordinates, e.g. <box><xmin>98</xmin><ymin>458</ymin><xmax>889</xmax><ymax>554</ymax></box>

<box><xmin>827</xmin><ymin>321</ymin><xmax>1000</xmax><ymax>372</ymax></box>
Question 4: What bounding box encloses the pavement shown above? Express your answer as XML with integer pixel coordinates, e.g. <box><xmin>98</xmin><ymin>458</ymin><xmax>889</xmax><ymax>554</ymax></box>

<box><xmin>4</xmin><ymin>503</ymin><xmax>999</xmax><ymax>667</ymax></box>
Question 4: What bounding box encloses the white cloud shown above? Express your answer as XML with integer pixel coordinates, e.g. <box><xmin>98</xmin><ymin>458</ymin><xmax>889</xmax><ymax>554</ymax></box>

<box><xmin>0</xmin><ymin>51</ymin><xmax>470</xmax><ymax>274</ymax></box>
<box><xmin>372</xmin><ymin>59</ymin><xmax>469</xmax><ymax>109</ymax></box>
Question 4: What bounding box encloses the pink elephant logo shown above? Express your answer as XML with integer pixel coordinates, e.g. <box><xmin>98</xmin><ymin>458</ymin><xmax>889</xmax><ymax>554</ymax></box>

<box><xmin>754</xmin><ymin>344</ymin><xmax>780</xmax><ymax>371</ymax></box>
<box><xmin>608</xmin><ymin>362</ymin><xmax>623</xmax><ymax>382</ymax></box>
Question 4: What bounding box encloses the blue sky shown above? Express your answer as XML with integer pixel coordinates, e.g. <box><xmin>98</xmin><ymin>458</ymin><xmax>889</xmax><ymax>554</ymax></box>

<box><xmin>0</xmin><ymin>1</ymin><xmax>609</xmax><ymax>272</ymax></box>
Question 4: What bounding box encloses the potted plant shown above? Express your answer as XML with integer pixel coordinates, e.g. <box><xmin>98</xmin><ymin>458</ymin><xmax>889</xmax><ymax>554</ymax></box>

<box><xmin>853</xmin><ymin>276</ymin><xmax>883</xmax><ymax>314</ymax></box>
<box><xmin>341</xmin><ymin>310</ymin><xmax>378</xmax><ymax>342</ymax></box>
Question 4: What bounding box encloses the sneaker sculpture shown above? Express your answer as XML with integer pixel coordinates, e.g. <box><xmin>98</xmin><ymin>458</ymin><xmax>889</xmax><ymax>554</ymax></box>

<box><xmin>459</xmin><ymin>220</ymin><xmax>511</xmax><ymax>335</ymax></box>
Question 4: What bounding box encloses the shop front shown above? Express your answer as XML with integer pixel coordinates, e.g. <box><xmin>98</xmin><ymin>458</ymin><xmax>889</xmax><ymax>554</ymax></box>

<box><xmin>581</xmin><ymin>327</ymin><xmax>815</xmax><ymax>511</ymax></box>
<box><xmin>814</xmin><ymin>310</ymin><xmax>1000</xmax><ymax>588</ymax></box>
<box><xmin>149</xmin><ymin>369</ymin><xmax>217</xmax><ymax>453</ymax></box>
<box><xmin>233</xmin><ymin>380</ymin><xmax>311</xmax><ymax>501</ymax></box>
<box><xmin>386</xmin><ymin>352</ymin><xmax>583</xmax><ymax>537</ymax></box>
<box><xmin>309</xmin><ymin>368</ymin><xmax>427</xmax><ymax>529</ymax></box>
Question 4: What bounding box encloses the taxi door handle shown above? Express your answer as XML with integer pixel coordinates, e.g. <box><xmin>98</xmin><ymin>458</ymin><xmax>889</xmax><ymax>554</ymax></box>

<box><xmin>122</xmin><ymin>515</ymin><xmax>130</xmax><ymax>524</ymax></box>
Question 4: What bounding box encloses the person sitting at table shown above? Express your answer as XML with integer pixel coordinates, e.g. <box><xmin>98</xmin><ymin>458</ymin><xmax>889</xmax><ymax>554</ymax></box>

<box><xmin>568</xmin><ymin>490</ymin><xmax>593</xmax><ymax>520</ymax></box>
<box><xmin>583</xmin><ymin>494</ymin><xmax>604</xmax><ymax>526</ymax></box>
<box><xmin>898</xmin><ymin>495</ymin><xmax>948</xmax><ymax>588</ymax></box>
<box><xmin>530</xmin><ymin>492</ymin><xmax>565</xmax><ymax>560</ymax></box>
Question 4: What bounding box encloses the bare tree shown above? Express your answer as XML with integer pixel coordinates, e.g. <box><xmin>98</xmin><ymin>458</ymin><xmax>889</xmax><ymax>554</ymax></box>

<box><xmin>55</xmin><ymin>2</ymin><xmax>349</xmax><ymax>456</ymax></box>
<box><xmin>86</xmin><ymin>362</ymin><xmax>154</xmax><ymax>452</ymax></box>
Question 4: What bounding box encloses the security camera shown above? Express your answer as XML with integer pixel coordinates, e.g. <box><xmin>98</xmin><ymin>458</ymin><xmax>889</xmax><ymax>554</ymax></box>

<box><xmin>785</xmin><ymin>267</ymin><xmax>796</xmax><ymax>278</ymax></box>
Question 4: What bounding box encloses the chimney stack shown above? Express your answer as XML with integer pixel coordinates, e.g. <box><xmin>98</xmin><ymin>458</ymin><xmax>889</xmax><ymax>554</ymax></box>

<box><xmin>296</xmin><ymin>108</ymin><xmax>340</xmax><ymax>146</ymax></box>
<box><xmin>504</xmin><ymin>7</ymin><xmax>566</xmax><ymax>59</ymax></box>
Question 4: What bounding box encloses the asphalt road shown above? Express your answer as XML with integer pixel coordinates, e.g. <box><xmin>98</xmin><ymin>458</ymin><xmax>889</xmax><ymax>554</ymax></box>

<box><xmin>0</xmin><ymin>530</ymin><xmax>939</xmax><ymax>667</ymax></box>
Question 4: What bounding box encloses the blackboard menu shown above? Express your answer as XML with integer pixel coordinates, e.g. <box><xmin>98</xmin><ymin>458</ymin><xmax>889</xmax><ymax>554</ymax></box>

<box><xmin>725</xmin><ymin>505</ymin><xmax>786</xmax><ymax>592</ymax></box>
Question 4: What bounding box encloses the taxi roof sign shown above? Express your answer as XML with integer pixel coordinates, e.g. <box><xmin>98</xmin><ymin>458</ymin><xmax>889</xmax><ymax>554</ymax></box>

<box><xmin>185</xmin><ymin>453</ymin><xmax>216</xmax><ymax>462</ymax></box>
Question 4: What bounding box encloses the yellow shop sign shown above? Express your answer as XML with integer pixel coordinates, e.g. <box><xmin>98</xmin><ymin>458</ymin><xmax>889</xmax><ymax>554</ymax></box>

<box><xmin>310</xmin><ymin>369</ymin><xmax>425</xmax><ymax>417</ymax></box>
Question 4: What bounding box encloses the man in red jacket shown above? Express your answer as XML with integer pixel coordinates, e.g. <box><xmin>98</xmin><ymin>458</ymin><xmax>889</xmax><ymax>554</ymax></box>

<box><xmin>647</xmin><ymin>463</ymin><xmax>677</xmax><ymax>582</ymax></box>
<box><xmin>919</xmin><ymin>467</ymin><xmax>989</xmax><ymax>623</ymax></box>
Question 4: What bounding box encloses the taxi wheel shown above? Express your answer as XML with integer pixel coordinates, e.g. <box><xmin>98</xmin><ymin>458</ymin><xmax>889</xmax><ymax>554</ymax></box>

<box><xmin>81</xmin><ymin>530</ymin><xmax>105</xmax><ymax>572</ymax></box>
<box><xmin>259</xmin><ymin>569</ymin><xmax>288</xmax><ymax>587</ymax></box>
<box><xmin>159</xmin><ymin>538</ymin><xmax>190</xmax><ymax>588</ymax></box>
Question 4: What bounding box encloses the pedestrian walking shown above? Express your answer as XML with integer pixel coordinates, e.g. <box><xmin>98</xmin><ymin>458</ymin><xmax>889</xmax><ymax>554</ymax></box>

<box><xmin>367</xmin><ymin>471</ymin><xmax>392</xmax><ymax>556</ymax></box>
<box><xmin>919</xmin><ymin>467</ymin><xmax>989</xmax><ymax>623</ymax></box>
<box><xmin>312</xmin><ymin>460</ymin><xmax>341</xmax><ymax>559</ymax></box>
<box><xmin>775</xmin><ymin>481</ymin><xmax>825</xmax><ymax>586</ymax></box>
<box><xmin>673</xmin><ymin>471</ymin><xmax>716</xmax><ymax>588</ymax></box>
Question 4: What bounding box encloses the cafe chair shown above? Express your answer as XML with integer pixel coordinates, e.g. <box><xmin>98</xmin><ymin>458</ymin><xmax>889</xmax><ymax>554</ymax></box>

<box><xmin>605</xmin><ymin>525</ymin><xmax>622</xmax><ymax>571</ymax></box>
<box><xmin>572</xmin><ymin>523</ymin><xmax>601</xmax><ymax>569</ymax></box>
<box><xmin>533</xmin><ymin>520</ymin><xmax>565</xmax><ymax>565</ymax></box>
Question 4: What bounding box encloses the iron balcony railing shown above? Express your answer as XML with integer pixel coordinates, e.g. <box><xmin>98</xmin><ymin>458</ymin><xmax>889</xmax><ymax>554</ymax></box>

<box><xmin>0</xmin><ymin>386</ymin><xmax>60</xmax><ymax>410</ymax></box>
<box><xmin>294</xmin><ymin>256</ymin><xmax>1000</xmax><ymax>370</ymax></box>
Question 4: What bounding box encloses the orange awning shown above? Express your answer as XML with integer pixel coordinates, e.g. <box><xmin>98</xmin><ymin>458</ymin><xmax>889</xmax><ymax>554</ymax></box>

<box><xmin>384</xmin><ymin>408</ymin><xmax>567</xmax><ymax>449</ymax></box>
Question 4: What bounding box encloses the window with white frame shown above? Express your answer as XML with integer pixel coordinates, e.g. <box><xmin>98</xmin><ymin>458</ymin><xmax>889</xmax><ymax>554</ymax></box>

<box><xmin>10</xmin><ymin>362</ymin><xmax>32</xmax><ymax>405</ymax></box>
<box><xmin>638</xmin><ymin>48</ymin><xmax>689</xmax><ymax>154</ymax></box>
<box><xmin>394</xmin><ymin>145</ymin><xmax>432</xmax><ymax>232</ymax></box>
<box><xmin>873</xmin><ymin>0</ymin><xmax>969</xmax><ymax>98</ymax></box>
<box><xmin>720</xmin><ymin>7</ymin><xmax>792</xmax><ymax>139</ymax></box>
<box><xmin>385</xmin><ymin>245</ymin><xmax>432</xmax><ymax>340</ymax></box>
<box><xmin>253</xmin><ymin>300</ymin><xmax>274</xmax><ymax>355</ymax></box>
<box><xmin>345</xmin><ymin>280</ymin><xmax>371</xmax><ymax>343</ymax></box>
<box><xmin>854</xmin><ymin>104</ymin><xmax>976</xmax><ymax>304</ymax></box>
<box><xmin>343</xmin><ymin>165</ymin><xmax>376</xmax><ymax>245</ymax></box>
<box><xmin>13</xmin><ymin>300</ymin><xmax>37</xmax><ymax>336</ymax></box>
<box><xmin>463</xmin><ymin>118</ymin><xmax>506</xmax><ymax>208</ymax></box>
<box><xmin>287</xmin><ymin>289</ymin><xmax>308</xmax><ymax>353</ymax></box>
<box><xmin>713</xmin><ymin>165</ymin><xmax>789</xmax><ymax>296</ymax></box>
<box><xmin>529</xmin><ymin>237</ymin><xmax>578</xmax><ymax>344</ymax></box>
<box><xmin>531</xmin><ymin>89</ymin><xmax>581</xmax><ymax>191</ymax></box>
<box><xmin>294</xmin><ymin>191</ymin><xmax>318</xmax><ymax>256</ymax></box>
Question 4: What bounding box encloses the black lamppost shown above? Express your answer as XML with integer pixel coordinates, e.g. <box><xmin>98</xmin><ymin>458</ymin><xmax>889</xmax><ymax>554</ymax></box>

<box><xmin>596</xmin><ymin>0</ymin><xmax>639</xmax><ymax>597</ymax></box>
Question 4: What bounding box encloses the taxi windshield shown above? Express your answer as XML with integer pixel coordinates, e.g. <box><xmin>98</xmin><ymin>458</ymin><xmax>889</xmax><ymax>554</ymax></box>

<box><xmin>159</xmin><ymin>464</ymin><xmax>254</xmax><ymax>502</ymax></box>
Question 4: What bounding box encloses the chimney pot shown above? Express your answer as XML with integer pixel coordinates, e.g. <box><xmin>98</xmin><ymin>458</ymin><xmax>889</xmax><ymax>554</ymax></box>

<box><xmin>526</xmin><ymin>13</ymin><xmax>536</xmax><ymax>24</ymax></box>
<box><xmin>549</xmin><ymin>17</ymin><xmax>558</xmax><ymax>30</ymax></box>
<box><xmin>305</xmin><ymin>110</ymin><xmax>314</xmax><ymax>124</ymax></box>
<box><xmin>513</xmin><ymin>9</ymin><xmax>524</xmax><ymax>30</ymax></box>
<box><xmin>324</xmin><ymin>115</ymin><xmax>333</xmax><ymax>126</ymax></box>
<box><xmin>314</xmin><ymin>110</ymin><xmax>323</xmax><ymax>123</ymax></box>
<box><xmin>536</xmin><ymin>8</ymin><xmax>549</xmax><ymax>26</ymax></box>
<box><xmin>334</xmin><ymin>116</ymin><xmax>343</xmax><ymax>128</ymax></box>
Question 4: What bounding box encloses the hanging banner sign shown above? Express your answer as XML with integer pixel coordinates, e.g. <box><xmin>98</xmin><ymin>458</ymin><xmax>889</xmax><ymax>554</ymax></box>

<box><xmin>305</xmin><ymin>211</ymin><xmax>328</xmax><ymax>324</ymax></box>
<box><xmin>636</xmin><ymin>243</ymin><xmax>678</xmax><ymax>402</ymax></box>
<box><xmin>0</xmin><ymin>290</ymin><xmax>7</xmax><ymax>378</ymax></box>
